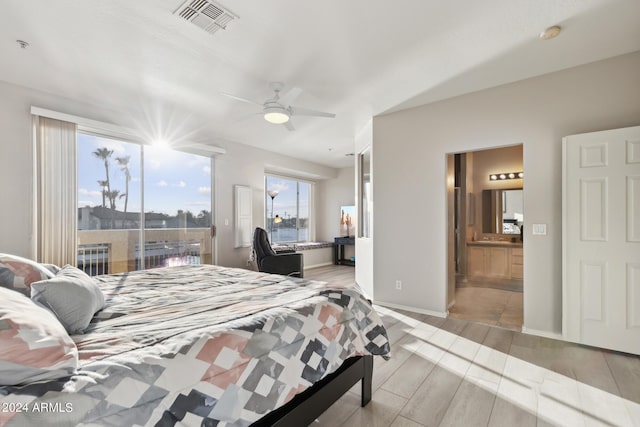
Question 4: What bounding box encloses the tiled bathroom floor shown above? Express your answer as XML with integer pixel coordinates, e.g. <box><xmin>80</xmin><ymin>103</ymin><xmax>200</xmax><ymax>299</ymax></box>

<box><xmin>448</xmin><ymin>287</ymin><xmax>523</xmax><ymax>331</ymax></box>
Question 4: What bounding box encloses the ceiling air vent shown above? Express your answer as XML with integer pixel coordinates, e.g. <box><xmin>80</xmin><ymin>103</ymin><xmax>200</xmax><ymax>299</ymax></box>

<box><xmin>174</xmin><ymin>0</ymin><xmax>237</xmax><ymax>35</ymax></box>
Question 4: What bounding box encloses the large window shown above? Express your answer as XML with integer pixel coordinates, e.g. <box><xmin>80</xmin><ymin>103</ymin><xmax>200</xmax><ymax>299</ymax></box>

<box><xmin>77</xmin><ymin>132</ymin><xmax>213</xmax><ymax>275</ymax></box>
<box><xmin>265</xmin><ymin>175</ymin><xmax>312</xmax><ymax>243</ymax></box>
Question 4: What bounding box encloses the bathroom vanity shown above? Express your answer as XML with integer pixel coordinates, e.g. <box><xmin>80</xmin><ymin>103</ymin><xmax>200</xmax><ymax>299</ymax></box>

<box><xmin>466</xmin><ymin>241</ymin><xmax>523</xmax><ymax>281</ymax></box>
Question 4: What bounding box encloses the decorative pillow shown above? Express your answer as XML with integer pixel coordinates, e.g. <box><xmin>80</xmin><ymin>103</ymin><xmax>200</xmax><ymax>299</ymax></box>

<box><xmin>41</xmin><ymin>263</ymin><xmax>61</xmax><ymax>275</ymax></box>
<box><xmin>0</xmin><ymin>288</ymin><xmax>78</xmax><ymax>386</ymax></box>
<box><xmin>0</xmin><ymin>253</ymin><xmax>55</xmax><ymax>296</ymax></box>
<box><xmin>31</xmin><ymin>265</ymin><xmax>105</xmax><ymax>334</ymax></box>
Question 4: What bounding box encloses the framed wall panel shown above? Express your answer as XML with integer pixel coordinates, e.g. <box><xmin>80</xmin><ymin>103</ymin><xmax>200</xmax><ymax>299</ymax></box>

<box><xmin>234</xmin><ymin>185</ymin><xmax>252</xmax><ymax>248</ymax></box>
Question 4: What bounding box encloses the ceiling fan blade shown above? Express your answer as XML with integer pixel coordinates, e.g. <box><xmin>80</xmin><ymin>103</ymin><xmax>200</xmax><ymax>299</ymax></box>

<box><xmin>279</xmin><ymin>86</ymin><xmax>303</xmax><ymax>106</ymax></box>
<box><xmin>220</xmin><ymin>92</ymin><xmax>263</xmax><ymax>107</ymax></box>
<box><xmin>234</xmin><ymin>112</ymin><xmax>263</xmax><ymax>123</ymax></box>
<box><xmin>283</xmin><ymin>120</ymin><xmax>295</xmax><ymax>131</ymax></box>
<box><xmin>290</xmin><ymin>106</ymin><xmax>336</xmax><ymax>118</ymax></box>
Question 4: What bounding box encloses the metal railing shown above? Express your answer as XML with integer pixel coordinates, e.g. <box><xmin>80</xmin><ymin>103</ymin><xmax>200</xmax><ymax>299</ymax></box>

<box><xmin>77</xmin><ymin>243</ymin><xmax>110</xmax><ymax>276</ymax></box>
<box><xmin>78</xmin><ymin>240</ymin><xmax>202</xmax><ymax>276</ymax></box>
<box><xmin>135</xmin><ymin>239</ymin><xmax>201</xmax><ymax>270</ymax></box>
<box><xmin>78</xmin><ymin>228</ymin><xmax>210</xmax><ymax>276</ymax></box>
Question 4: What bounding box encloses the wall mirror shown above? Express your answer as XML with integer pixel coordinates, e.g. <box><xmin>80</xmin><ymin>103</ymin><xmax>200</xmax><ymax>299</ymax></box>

<box><xmin>358</xmin><ymin>147</ymin><xmax>371</xmax><ymax>238</ymax></box>
<box><xmin>482</xmin><ymin>188</ymin><xmax>523</xmax><ymax>234</ymax></box>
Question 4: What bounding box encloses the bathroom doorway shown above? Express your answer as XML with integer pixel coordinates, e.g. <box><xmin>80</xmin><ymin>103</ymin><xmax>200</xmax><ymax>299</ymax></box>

<box><xmin>446</xmin><ymin>145</ymin><xmax>524</xmax><ymax>330</ymax></box>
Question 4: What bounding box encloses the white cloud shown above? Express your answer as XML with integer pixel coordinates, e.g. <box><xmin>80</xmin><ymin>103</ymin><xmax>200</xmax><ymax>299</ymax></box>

<box><xmin>268</xmin><ymin>182</ymin><xmax>289</xmax><ymax>193</ymax></box>
<box><xmin>186</xmin><ymin>201</ymin><xmax>209</xmax><ymax>207</ymax></box>
<box><xmin>198</xmin><ymin>186</ymin><xmax>211</xmax><ymax>194</ymax></box>
<box><xmin>188</xmin><ymin>157</ymin><xmax>210</xmax><ymax>168</ymax></box>
<box><xmin>78</xmin><ymin>188</ymin><xmax>102</xmax><ymax>198</ymax></box>
<box><xmin>78</xmin><ymin>200</ymin><xmax>97</xmax><ymax>207</ymax></box>
<box><xmin>172</xmin><ymin>181</ymin><xmax>187</xmax><ymax>188</ymax></box>
<box><xmin>157</xmin><ymin>180</ymin><xmax>168</xmax><ymax>187</ymax></box>
<box><xmin>202</xmin><ymin>166</ymin><xmax>211</xmax><ymax>175</ymax></box>
<box><xmin>90</xmin><ymin>138</ymin><xmax>126</xmax><ymax>153</ymax></box>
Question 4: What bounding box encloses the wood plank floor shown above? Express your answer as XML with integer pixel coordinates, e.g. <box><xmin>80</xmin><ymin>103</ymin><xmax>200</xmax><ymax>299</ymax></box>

<box><xmin>304</xmin><ymin>265</ymin><xmax>640</xmax><ymax>427</ymax></box>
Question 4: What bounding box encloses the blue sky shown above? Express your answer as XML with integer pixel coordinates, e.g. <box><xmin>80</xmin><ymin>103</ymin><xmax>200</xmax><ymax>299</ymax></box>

<box><xmin>78</xmin><ymin>133</ymin><xmax>211</xmax><ymax>216</ymax></box>
<box><xmin>265</xmin><ymin>176</ymin><xmax>309</xmax><ymax>220</ymax></box>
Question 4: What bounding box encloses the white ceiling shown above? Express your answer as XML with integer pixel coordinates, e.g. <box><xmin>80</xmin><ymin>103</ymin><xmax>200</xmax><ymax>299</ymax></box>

<box><xmin>1</xmin><ymin>0</ymin><xmax>639</xmax><ymax>168</ymax></box>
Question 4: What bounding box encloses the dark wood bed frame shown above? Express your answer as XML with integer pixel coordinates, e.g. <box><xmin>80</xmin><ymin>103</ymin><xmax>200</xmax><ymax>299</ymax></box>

<box><xmin>252</xmin><ymin>355</ymin><xmax>373</xmax><ymax>426</ymax></box>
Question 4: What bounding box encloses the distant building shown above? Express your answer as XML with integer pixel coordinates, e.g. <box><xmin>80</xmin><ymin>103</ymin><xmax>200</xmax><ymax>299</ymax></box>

<box><xmin>78</xmin><ymin>206</ymin><xmax>209</xmax><ymax>230</ymax></box>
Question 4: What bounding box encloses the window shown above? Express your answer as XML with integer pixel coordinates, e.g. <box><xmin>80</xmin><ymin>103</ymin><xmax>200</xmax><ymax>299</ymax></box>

<box><xmin>265</xmin><ymin>175</ymin><xmax>312</xmax><ymax>243</ymax></box>
<box><xmin>77</xmin><ymin>132</ymin><xmax>213</xmax><ymax>275</ymax></box>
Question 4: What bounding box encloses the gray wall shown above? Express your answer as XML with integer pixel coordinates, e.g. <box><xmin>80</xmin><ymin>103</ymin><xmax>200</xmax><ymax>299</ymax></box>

<box><xmin>316</xmin><ymin>167</ymin><xmax>356</xmax><ymax>243</ymax></box>
<box><xmin>0</xmin><ymin>79</ymin><xmax>340</xmax><ymax>266</ymax></box>
<box><xmin>371</xmin><ymin>51</ymin><xmax>640</xmax><ymax>335</ymax></box>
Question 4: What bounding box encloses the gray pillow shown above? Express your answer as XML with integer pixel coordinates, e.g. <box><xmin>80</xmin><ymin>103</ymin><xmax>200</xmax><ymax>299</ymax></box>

<box><xmin>31</xmin><ymin>265</ymin><xmax>105</xmax><ymax>334</ymax></box>
<box><xmin>41</xmin><ymin>263</ymin><xmax>61</xmax><ymax>275</ymax></box>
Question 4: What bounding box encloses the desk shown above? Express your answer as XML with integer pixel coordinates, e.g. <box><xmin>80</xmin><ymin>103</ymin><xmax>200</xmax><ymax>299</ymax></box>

<box><xmin>334</xmin><ymin>236</ymin><xmax>355</xmax><ymax>266</ymax></box>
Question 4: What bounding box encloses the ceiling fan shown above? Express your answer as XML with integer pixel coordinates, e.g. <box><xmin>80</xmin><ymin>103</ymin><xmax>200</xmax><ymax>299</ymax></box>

<box><xmin>221</xmin><ymin>82</ymin><xmax>336</xmax><ymax>131</ymax></box>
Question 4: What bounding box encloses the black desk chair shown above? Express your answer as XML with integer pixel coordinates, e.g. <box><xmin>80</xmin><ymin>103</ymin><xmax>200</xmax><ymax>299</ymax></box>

<box><xmin>252</xmin><ymin>227</ymin><xmax>303</xmax><ymax>278</ymax></box>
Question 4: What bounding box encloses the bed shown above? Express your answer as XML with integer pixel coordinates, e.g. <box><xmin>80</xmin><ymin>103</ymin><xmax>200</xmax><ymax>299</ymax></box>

<box><xmin>0</xmin><ymin>262</ymin><xmax>390</xmax><ymax>426</ymax></box>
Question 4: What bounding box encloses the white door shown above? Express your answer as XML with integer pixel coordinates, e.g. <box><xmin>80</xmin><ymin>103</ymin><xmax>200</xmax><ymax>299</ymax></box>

<box><xmin>563</xmin><ymin>125</ymin><xmax>640</xmax><ymax>355</ymax></box>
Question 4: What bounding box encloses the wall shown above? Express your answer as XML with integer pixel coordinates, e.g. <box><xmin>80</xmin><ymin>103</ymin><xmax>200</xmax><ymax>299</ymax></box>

<box><xmin>316</xmin><ymin>166</ymin><xmax>356</xmax><ymax>263</ymax></box>
<box><xmin>355</xmin><ymin>120</ymin><xmax>374</xmax><ymax>298</ymax></box>
<box><xmin>372</xmin><ymin>51</ymin><xmax>640</xmax><ymax>334</ymax></box>
<box><xmin>316</xmin><ymin>167</ymin><xmax>355</xmax><ymax>241</ymax></box>
<box><xmin>0</xmin><ymin>80</ymin><xmax>339</xmax><ymax>268</ymax></box>
<box><xmin>211</xmin><ymin>141</ymin><xmax>337</xmax><ymax>269</ymax></box>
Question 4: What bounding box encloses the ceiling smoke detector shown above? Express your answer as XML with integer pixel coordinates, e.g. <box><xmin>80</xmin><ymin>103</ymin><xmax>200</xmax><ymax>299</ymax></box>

<box><xmin>174</xmin><ymin>0</ymin><xmax>237</xmax><ymax>35</ymax></box>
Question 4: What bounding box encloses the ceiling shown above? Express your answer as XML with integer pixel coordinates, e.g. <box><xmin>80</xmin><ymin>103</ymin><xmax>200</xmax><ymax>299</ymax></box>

<box><xmin>1</xmin><ymin>0</ymin><xmax>639</xmax><ymax>168</ymax></box>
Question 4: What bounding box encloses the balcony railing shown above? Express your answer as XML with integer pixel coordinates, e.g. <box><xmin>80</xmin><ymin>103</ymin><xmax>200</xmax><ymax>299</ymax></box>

<box><xmin>78</xmin><ymin>243</ymin><xmax>110</xmax><ymax>276</ymax></box>
<box><xmin>135</xmin><ymin>240</ymin><xmax>201</xmax><ymax>270</ymax></box>
<box><xmin>77</xmin><ymin>228</ymin><xmax>211</xmax><ymax>276</ymax></box>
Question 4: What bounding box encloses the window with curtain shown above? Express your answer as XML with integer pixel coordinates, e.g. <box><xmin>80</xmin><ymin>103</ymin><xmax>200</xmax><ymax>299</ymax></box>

<box><xmin>264</xmin><ymin>175</ymin><xmax>312</xmax><ymax>243</ymax></box>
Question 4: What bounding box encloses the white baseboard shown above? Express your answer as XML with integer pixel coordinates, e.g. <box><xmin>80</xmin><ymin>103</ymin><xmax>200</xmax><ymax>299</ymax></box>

<box><xmin>304</xmin><ymin>262</ymin><xmax>334</xmax><ymax>270</ymax></box>
<box><xmin>373</xmin><ymin>300</ymin><xmax>448</xmax><ymax>318</ymax></box>
<box><xmin>521</xmin><ymin>326</ymin><xmax>563</xmax><ymax>340</ymax></box>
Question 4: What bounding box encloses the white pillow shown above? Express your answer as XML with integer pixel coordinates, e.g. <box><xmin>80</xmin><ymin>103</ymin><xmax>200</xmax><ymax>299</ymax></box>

<box><xmin>0</xmin><ymin>288</ymin><xmax>78</xmax><ymax>386</ymax></box>
<box><xmin>31</xmin><ymin>265</ymin><xmax>105</xmax><ymax>334</ymax></box>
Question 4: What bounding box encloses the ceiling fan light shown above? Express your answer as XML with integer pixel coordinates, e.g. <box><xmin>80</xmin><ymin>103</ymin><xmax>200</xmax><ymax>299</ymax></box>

<box><xmin>264</xmin><ymin>107</ymin><xmax>290</xmax><ymax>124</ymax></box>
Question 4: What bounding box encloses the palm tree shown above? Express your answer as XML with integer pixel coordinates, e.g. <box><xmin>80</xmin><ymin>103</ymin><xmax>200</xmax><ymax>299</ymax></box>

<box><xmin>106</xmin><ymin>190</ymin><xmax>120</xmax><ymax>229</ymax></box>
<box><xmin>93</xmin><ymin>147</ymin><xmax>114</xmax><ymax>208</ymax></box>
<box><xmin>107</xmin><ymin>190</ymin><xmax>120</xmax><ymax>210</ymax></box>
<box><xmin>97</xmin><ymin>180</ymin><xmax>108</xmax><ymax>208</ymax></box>
<box><xmin>115</xmin><ymin>156</ymin><xmax>131</xmax><ymax>228</ymax></box>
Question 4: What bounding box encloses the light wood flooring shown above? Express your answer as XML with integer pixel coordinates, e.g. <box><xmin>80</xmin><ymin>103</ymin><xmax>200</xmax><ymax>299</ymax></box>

<box><xmin>304</xmin><ymin>265</ymin><xmax>640</xmax><ymax>427</ymax></box>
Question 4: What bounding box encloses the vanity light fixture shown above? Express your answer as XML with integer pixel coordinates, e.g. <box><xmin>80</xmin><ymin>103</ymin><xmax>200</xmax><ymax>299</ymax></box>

<box><xmin>489</xmin><ymin>172</ymin><xmax>523</xmax><ymax>181</ymax></box>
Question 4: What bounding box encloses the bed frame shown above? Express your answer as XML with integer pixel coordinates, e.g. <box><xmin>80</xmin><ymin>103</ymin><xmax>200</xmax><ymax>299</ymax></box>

<box><xmin>252</xmin><ymin>355</ymin><xmax>373</xmax><ymax>426</ymax></box>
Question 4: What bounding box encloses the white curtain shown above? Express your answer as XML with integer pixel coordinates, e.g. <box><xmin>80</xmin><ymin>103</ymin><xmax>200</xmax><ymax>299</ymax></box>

<box><xmin>35</xmin><ymin>116</ymin><xmax>77</xmax><ymax>266</ymax></box>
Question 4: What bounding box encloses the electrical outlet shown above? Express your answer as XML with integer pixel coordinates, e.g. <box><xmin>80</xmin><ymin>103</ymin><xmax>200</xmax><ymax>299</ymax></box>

<box><xmin>224</xmin><ymin>218</ymin><xmax>229</xmax><ymax>226</ymax></box>
<box><xmin>395</xmin><ymin>280</ymin><xmax>402</xmax><ymax>290</ymax></box>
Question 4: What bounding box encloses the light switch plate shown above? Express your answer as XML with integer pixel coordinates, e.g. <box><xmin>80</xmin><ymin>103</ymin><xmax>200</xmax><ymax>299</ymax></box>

<box><xmin>532</xmin><ymin>224</ymin><xmax>547</xmax><ymax>235</ymax></box>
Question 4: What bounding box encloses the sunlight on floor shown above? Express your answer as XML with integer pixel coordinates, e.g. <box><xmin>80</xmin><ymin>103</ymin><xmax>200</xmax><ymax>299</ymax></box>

<box><xmin>376</xmin><ymin>306</ymin><xmax>640</xmax><ymax>426</ymax></box>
